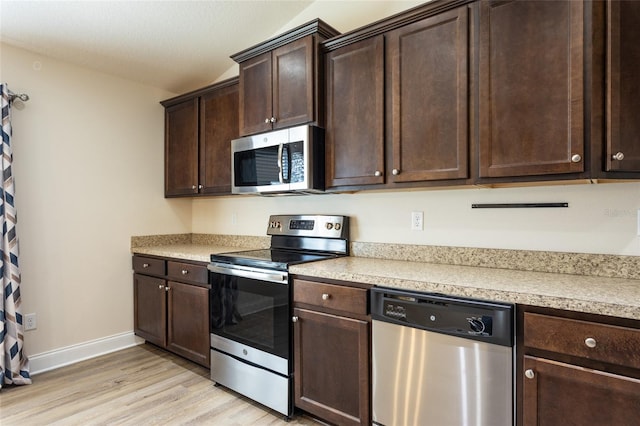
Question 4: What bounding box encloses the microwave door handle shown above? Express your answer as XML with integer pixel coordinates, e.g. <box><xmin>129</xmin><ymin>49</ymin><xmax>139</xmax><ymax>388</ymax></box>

<box><xmin>277</xmin><ymin>143</ymin><xmax>284</xmax><ymax>184</ymax></box>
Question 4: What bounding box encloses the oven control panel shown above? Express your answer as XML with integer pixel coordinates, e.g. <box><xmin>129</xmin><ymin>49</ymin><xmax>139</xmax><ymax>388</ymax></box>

<box><xmin>267</xmin><ymin>215</ymin><xmax>349</xmax><ymax>239</ymax></box>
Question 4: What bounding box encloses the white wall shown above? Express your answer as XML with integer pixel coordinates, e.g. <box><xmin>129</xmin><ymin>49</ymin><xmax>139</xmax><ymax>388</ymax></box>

<box><xmin>193</xmin><ymin>182</ymin><xmax>640</xmax><ymax>256</ymax></box>
<box><xmin>1</xmin><ymin>43</ymin><xmax>192</xmax><ymax>356</ymax></box>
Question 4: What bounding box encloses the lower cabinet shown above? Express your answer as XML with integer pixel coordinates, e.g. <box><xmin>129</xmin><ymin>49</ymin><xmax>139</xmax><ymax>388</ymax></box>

<box><xmin>292</xmin><ymin>278</ymin><xmax>371</xmax><ymax>426</ymax></box>
<box><xmin>133</xmin><ymin>255</ymin><xmax>210</xmax><ymax>367</ymax></box>
<box><xmin>520</xmin><ymin>308</ymin><xmax>640</xmax><ymax>425</ymax></box>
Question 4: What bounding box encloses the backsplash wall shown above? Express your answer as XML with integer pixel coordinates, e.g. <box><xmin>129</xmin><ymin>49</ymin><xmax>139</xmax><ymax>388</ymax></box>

<box><xmin>192</xmin><ymin>182</ymin><xmax>640</xmax><ymax>256</ymax></box>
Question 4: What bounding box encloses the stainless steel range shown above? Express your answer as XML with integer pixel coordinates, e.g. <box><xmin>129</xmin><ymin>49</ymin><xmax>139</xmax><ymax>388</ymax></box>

<box><xmin>208</xmin><ymin>214</ymin><xmax>349</xmax><ymax>418</ymax></box>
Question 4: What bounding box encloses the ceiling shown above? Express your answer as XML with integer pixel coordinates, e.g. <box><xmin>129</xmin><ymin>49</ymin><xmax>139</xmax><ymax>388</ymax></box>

<box><xmin>0</xmin><ymin>0</ymin><xmax>316</xmax><ymax>94</ymax></box>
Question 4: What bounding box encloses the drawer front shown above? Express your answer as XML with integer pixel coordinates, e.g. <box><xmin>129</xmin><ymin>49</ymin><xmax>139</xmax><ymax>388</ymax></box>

<box><xmin>293</xmin><ymin>279</ymin><xmax>368</xmax><ymax>315</ymax></box>
<box><xmin>167</xmin><ymin>261</ymin><xmax>208</xmax><ymax>284</ymax></box>
<box><xmin>524</xmin><ymin>312</ymin><xmax>640</xmax><ymax>370</ymax></box>
<box><xmin>132</xmin><ymin>256</ymin><xmax>165</xmax><ymax>276</ymax></box>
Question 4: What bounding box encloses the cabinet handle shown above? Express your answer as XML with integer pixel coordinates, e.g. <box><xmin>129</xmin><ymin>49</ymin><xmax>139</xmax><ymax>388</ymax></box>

<box><xmin>612</xmin><ymin>152</ymin><xmax>625</xmax><ymax>161</ymax></box>
<box><xmin>392</xmin><ymin>169</ymin><xmax>400</xmax><ymax>175</ymax></box>
<box><xmin>181</xmin><ymin>269</ymin><xmax>189</xmax><ymax>275</ymax></box>
<box><xmin>322</xmin><ymin>293</ymin><xmax>330</xmax><ymax>301</ymax></box>
<box><xmin>571</xmin><ymin>154</ymin><xmax>582</xmax><ymax>163</ymax></box>
<box><xmin>264</xmin><ymin>118</ymin><xmax>271</xmax><ymax>124</ymax></box>
<box><xmin>143</xmin><ymin>263</ymin><xmax>150</xmax><ymax>268</ymax></box>
<box><xmin>585</xmin><ymin>337</ymin><xmax>597</xmax><ymax>348</ymax></box>
<box><xmin>525</xmin><ymin>369</ymin><xmax>535</xmax><ymax>379</ymax></box>
<box><xmin>374</xmin><ymin>170</ymin><xmax>382</xmax><ymax>177</ymax></box>
<box><xmin>270</xmin><ymin>117</ymin><xmax>277</xmax><ymax>123</ymax></box>
<box><xmin>292</xmin><ymin>316</ymin><xmax>299</xmax><ymax>323</ymax></box>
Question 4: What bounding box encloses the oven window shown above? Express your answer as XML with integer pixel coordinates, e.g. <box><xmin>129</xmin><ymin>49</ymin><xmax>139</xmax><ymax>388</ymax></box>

<box><xmin>210</xmin><ymin>273</ymin><xmax>289</xmax><ymax>359</ymax></box>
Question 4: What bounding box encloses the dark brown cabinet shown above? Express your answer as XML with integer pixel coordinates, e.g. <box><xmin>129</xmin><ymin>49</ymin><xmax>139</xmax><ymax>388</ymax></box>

<box><xmin>324</xmin><ymin>5</ymin><xmax>470</xmax><ymax>191</ymax></box>
<box><xmin>133</xmin><ymin>255</ymin><xmax>210</xmax><ymax>367</ymax></box>
<box><xmin>325</xmin><ymin>36</ymin><xmax>385</xmax><ymax>188</ymax></box>
<box><xmin>606</xmin><ymin>0</ymin><xmax>640</xmax><ymax>173</ymax></box>
<box><xmin>387</xmin><ymin>6</ymin><xmax>469</xmax><ymax>183</ymax></box>
<box><xmin>292</xmin><ymin>279</ymin><xmax>371</xmax><ymax>426</ymax></box>
<box><xmin>232</xmin><ymin>19</ymin><xmax>339</xmax><ymax>137</ymax></box>
<box><xmin>161</xmin><ymin>78</ymin><xmax>239</xmax><ymax>197</ymax></box>
<box><xmin>519</xmin><ymin>309</ymin><xmax>640</xmax><ymax>425</ymax></box>
<box><xmin>478</xmin><ymin>0</ymin><xmax>585</xmax><ymax>179</ymax></box>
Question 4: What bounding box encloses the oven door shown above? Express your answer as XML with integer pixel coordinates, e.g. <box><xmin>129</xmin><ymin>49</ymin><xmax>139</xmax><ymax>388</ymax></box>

<box><xmin>208</xmin><ymin>263</ymin><xmax>290</xmax><ymax>364</ymax></box>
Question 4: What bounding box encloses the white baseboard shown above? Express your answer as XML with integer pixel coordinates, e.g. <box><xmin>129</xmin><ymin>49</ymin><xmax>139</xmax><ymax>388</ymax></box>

<box><xmin>29</xmin><ymin>332</ymin><xmax>145</xmax><ymax>375</ymax></box>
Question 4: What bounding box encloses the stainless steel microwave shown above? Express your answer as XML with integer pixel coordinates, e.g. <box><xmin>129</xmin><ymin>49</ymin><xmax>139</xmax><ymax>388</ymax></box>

<box><xmin>231</xmin><ymin>125</ymin><xmax>325</xmax><ymax>195</ymax></box>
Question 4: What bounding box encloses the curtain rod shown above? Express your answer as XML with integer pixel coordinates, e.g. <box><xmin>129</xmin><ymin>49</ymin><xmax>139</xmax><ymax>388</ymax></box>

<box><xmin>7</xmin><ymin>89</ymin><xmax>29</xmax><ymax>103</ymax></box>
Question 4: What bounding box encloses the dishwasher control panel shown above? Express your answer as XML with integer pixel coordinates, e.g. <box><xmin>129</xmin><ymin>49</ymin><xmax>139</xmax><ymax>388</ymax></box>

<box><xmin>372</xmin><ymin>287</ymin><xmax>513</xmax><ymax>347</ymax></box>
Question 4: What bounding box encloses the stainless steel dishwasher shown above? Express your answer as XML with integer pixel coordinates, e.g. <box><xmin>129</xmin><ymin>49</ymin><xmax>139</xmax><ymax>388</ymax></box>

<box><xmin>371</xmin><ymin>287</ymin><xmax>514</xmax><ymax>426</ymax></box>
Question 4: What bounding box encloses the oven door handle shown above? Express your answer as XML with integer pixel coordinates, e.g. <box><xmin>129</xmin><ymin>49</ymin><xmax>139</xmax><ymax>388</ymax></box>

<box><xmin>208</xmin><ymin>264</ymin><xmax>288</xmax><ymax>284</ymax></box>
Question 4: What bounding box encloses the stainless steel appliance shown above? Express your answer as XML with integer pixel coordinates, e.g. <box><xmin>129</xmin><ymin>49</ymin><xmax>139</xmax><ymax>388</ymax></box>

<box><xmin>208</xmin><ymin>214</ymin><xmax>349</xmax><ymax>418</ymax></box>
<box><xmin>231</xmin><ymin>125</ymin><xmax>325</xmax><ymax>195</ymax></box>
<box><xmin>371</xmin><ymin>287</ymin><xmax>514</xmax><ymax>426</ymax></box>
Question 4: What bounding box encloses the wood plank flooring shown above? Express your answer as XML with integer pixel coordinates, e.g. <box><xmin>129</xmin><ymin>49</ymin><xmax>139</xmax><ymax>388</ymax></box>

<box><xmin>0</xmin><ymin>344</ymin><xmax>323</xmax><ymax>425</ymax></box>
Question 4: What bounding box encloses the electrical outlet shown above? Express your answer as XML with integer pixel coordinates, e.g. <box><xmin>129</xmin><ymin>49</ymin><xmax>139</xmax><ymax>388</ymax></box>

<box><xmin>25</xmin><ymin>313</ymin><xmax>37</xmax><ymax>331</ymax></box>
<box><xmin>411</xmin><ymin>211</ymin><xmax>424</xmax><ymax>231</ymax></box>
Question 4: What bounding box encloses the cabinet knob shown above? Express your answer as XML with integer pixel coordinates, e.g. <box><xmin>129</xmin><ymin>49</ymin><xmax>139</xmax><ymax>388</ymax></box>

<box><xmin>191</xmin><ymin>185</ymin><xmax>197</xmax><ymax>190</ymax></box>
<box><xmin>322</xmin><ymin>293</ymin><xmax>330</xmax><ymax>301</ymax></box>
<box><xmin>143</xmin><ymin>263</ymin><xmax>150</xmax><ymax>268</ymax></box>
<box><xmin>392</xmin><ymin>168</ymin><xmax>400</xmax><ymax>175</ymax></box>
<box><xmin>198</xmin><ymin>184</ymin><xmax>203</xmax><ymax>189</ymax></box>
<box><xmin>292</xmin><ymin>316</ymin><xmax>299</xmax><ymax>323</ymax></box>
<box><xmin>525</xmin><ymin>369</ymin><xmax>535</xmax><ymax>379</ymax></box>
<box><xmin>571</xmin><ymin>154</ymin><xmax>582</xmax><ymax>163</ymax></box>
<box><xmin>585</xmin><ymin>337</ymin><xmax>597</xmax><ymax>348</ymax></box>
<box><xmin>158</xmin><ymin>284</ymin><xmax>164</xmax><ymax>289</ymax></box>
<box><xmin>165</xmin><ymin>286</ymin><xmax>170</xmax><ymax>291</ymax></box>
<box><xmin>265</xmin><ymin>118</ymin><xmax>271</xmax><ymax>124</ymax></box>
<box><xmin>612</xmin><ymin>152</ymin><xmax>625</xmax><ymax>161</ymax></box>
<box><xmin>270</xmin><ymin>117</ymin><xmax>277</xmax><ymax>123</ymax></box>
<box><xmin>374</xmin><ymin>170</ymin><xmax>382</xmax><ymax>177</ymax></box>
<box><xmin>181</xmin><ymin>269</ymin><xmax>189</xmax><ymax>275</ymax></box>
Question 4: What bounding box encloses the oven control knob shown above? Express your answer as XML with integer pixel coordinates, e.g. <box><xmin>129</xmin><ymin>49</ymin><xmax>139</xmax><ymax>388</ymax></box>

<box><xmin>326</xmin><ymin>223</ymin><xmax>333</xmax><ymax>230</ymax></box>
<box><xmin>334</xmin><ymin>223</ymin><xmax>341</xmax><ymax>231</ymax></box>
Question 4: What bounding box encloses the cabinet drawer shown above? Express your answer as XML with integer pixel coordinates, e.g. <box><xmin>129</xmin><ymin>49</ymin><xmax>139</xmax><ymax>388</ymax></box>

<box><xmin>167</xmin><ymin>261</ymin><xmax>208</xmax><ymax>284</ymax></box>
<box><xmin>132</xmin><ymin>256</ymin><xmax>165</xmax><ymax>276</ymax></box>
<box><xmin>293</xmin><ymin>279</ymin><xmax>368</xmax><ymax>316</ymax></box>
<box><xmin>524</xmin><ymin>312</ymin><xmax>640</xmax><ymax>370</ymax></box>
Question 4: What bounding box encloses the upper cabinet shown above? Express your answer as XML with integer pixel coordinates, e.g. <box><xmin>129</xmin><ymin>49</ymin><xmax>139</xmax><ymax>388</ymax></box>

<box><xmin>477</xmin><ymin>0</ymin><xmax>585</xmax><ymax>180</ymax></box>
<box><xmin>326</xmin><ymin>36</ymin><xmax>385</xmax><ymax>188</ymax></box>
<box><xmin>232</xmin><ymin>19</ymin><xmax>340</xmax><ymax>137</ymax></box>
<box><xmin>388</xmin><ymin>7</ymin><xmax>469</xmax><ymax>183</ymax></box>
<box><xmin>324</xmin><ymin>4</ymin><xmax>470</xmax><ymax>191</ymax></box>
<box><xmin>161</xmin><ymin>78</ymin><xmax>239</xmax><ymax>197</ymax></box>
<box><xmin>606</xmin><ymin>0</ymin><xmax>640</xmax><ymax>173</ymax></box>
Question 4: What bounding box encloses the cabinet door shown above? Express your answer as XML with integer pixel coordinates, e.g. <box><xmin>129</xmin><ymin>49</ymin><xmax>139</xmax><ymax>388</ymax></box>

<box><xmin>523</xmin><ymin>356</ymin><xmax>640</xmax><ymax>426</ymax></box>
<box><xmin>293</xmin><ymin>307</ymin><xmax>370</xmax><ymax>426</ymax></box>
<box><xmin>199</xmin><ymin>83</ymin><xmax>239</xmax><ymax>194</ymax></box>
<box><xmin>166</xmin><ymin>281</ymin><xmax>210</xmax><ymax>367</ymax></box>
<box><xmin>239</xmin><ymin>52</ymin><xmax>272</xmax><ymax>136</ymax></box>
<box><xmin>388</xmin><ymin>7</ymin><xmax>468</xmax><ymax>182</ymax></box>
<box><xmin>478</xmin><ymin>0</ymin><xmax>584</xmax><ymax>178</ymax></box>
<box><xmin>165</xmin><ymin>98</ymin><xmax>199</xmax><ymax>196</ymax></box>
<box><xmin>272</xmin><ymin>36</ymin><xmax>314</xmax><ymax>130</ymax></box>
<box><xmin>133</xmin><ymin>274</ymin><xmax>167</xmax><ymax>347</ymax></box>
<box><xmin>326</xmin><ymin>36</ymin><xmax>385</xmax><ymax>188</ymax></box>
<box><xmin>607</xmin><ymin>1</ymin><xmax>640</xmax><ymax>172</ymax></box>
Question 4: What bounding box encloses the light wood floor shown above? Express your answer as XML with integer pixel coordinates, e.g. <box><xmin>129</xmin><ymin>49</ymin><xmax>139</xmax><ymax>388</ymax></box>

<box><xmin>0</xmin><ymin>344</ymin><xmax>323</xmax><ymax>425</ymax></box>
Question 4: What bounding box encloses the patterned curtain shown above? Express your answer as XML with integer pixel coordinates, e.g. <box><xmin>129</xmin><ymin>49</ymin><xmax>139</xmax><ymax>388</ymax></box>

<box><xmin>0</xmin><ymin>84</ymin><xmax>31</xmax><ymax>388</ymax></box>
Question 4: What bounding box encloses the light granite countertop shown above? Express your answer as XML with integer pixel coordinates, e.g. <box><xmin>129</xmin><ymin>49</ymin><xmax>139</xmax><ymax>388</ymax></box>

<box><xmin>290</xmin><ymin>257</ymin><xmax>640</xmax><ymax>321</ymax></box>
<box><xmin>131</xmin><ymin>234</ymin><xmax>640</xmax><ymax>321</ymax></box>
